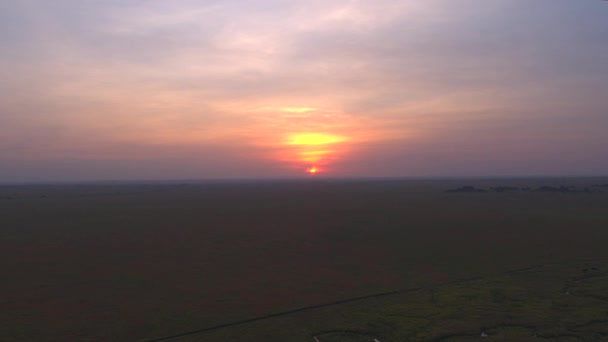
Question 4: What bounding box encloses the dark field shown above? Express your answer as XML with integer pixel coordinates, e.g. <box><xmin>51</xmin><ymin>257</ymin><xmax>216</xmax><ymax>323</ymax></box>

<box><xmin>1</xmin><ymin>178</ymin><xmax>608</xmax><ymax>341</ymax></box>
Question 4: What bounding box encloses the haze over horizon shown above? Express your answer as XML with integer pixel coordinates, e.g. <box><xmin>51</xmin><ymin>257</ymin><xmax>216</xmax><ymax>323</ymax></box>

<box><xmin>1</xmin><ymin>0</ymin><xmax>607</xmax><ymax>182</ymax></box>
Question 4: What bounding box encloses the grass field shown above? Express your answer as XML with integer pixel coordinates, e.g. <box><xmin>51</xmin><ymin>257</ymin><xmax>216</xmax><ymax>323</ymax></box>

<box><xmin>1</xmin><ymin>178</ymin><xmax>607</xmax><ymax>341</ymax></box>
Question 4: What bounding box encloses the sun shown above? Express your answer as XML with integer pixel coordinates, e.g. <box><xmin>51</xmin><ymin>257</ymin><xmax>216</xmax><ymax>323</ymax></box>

<box><xmin>279</xmin><ymin>132</ymin><xmax>346</xmax><ymax>176</ymax></box>
<box><xmin>306</xmin><ymin>166</ymin><xmax>319</xmax><ymax>175</ymax></box>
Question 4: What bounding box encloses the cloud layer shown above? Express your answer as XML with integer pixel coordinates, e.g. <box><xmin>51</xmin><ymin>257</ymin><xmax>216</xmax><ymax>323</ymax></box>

<box><xmin>1</xmin><ymin>0</ymin><xmax>607</xmax><ymax>181</ymax></box>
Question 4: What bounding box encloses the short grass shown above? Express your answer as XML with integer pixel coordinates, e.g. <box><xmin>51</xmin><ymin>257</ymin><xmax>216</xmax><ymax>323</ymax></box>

<box><xmin>0</xmin><ymin>178</ymin><xmax>607</xmax><ymax>341</ymax></box>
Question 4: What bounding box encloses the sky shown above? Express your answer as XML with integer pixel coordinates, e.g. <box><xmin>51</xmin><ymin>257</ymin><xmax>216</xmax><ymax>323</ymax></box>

<box><xmin>1</xmin><ymin>0</ymin><xmax>607</xmax><ymax>182</ymax></box>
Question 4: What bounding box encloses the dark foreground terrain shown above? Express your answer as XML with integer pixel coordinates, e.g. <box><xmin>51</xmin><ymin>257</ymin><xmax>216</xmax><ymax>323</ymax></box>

<box><xmin>1</xmin><ymin>178</ymin><xmax>607</xmax><ymax>341</ymax></box>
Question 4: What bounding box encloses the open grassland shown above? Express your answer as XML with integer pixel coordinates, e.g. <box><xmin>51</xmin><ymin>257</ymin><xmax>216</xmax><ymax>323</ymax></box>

<box><xmin>186</xmin><ymin>260</ymin><xmax>608</xmax><ymax>342</ymax></box>
<box><xmin>1</xmin><ymin>178</ymin><xmax>607</xmax><ymax>341</ymax></box>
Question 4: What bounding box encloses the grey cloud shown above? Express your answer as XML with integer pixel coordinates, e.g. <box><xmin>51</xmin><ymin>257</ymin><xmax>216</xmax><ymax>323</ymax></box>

<box><xmin>1</xmin><ymin>0</ymin><xmax>607</xmax><ymax>180</ymax></box>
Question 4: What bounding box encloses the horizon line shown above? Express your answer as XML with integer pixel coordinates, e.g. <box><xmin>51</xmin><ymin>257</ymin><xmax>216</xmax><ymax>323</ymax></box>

<box><xmin>1</xmin><ymin>174</ymin><xmax>608</xmax><ymax>186</ymax></box>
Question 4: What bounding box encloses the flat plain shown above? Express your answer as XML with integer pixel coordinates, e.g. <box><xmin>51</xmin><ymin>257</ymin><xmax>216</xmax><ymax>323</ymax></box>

<box><xmin>1</xmin><ymin>178</ymin><xmax>607</xmax><ymax>341</ymax></box>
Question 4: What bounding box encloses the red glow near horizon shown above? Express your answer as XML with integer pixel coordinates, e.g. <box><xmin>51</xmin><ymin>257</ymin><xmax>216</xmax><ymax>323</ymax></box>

<box><xmin>306</xmin><ymin>166</ymin><xmax>319</xmax><ymax>175</ymax></box>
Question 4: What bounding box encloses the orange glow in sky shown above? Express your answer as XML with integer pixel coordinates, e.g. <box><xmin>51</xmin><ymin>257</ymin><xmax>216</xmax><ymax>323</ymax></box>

<box><xmin>2</xmin><ymin>1</ymin><xmax>607</xmax><ymax>182</ymax></box>
<box><xmin>307</xmin><ymin>166</ymin><xmax>319</xmax><ymax>174</ymax></box>
<box><xmin>287</xmin><ymin>133</ymin><xmax>346</xmax><ymax>145</ymax></box>
<box><xmin>280</xmin><ymin>132</ymin><xmax>348</xmax><ymax>174</ymax></box>
<box><xmin>280</xmin><ymin>107</ymin><xmax>318</xmax><ymax>113</ymax></box>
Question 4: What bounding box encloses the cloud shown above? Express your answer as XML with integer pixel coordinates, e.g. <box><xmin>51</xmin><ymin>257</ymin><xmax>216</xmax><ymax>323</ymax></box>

<box><xmin>1</xmin><ymin>0</ymin><xmax>607</xmax><ymax>180</ymax></box>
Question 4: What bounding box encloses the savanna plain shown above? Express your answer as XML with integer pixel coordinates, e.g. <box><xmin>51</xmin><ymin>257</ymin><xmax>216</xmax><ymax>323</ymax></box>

<box><xmin>1</xmin><ymin>178</ymin><xmax>608</xmax><ymax>341</ymax></box>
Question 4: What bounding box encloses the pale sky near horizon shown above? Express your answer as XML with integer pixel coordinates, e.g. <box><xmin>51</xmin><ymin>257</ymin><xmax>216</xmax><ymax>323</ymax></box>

<box><xmin>1</xmin><ymin>0</ymin><xmax>607</xmax><ymax>182</ymax></box>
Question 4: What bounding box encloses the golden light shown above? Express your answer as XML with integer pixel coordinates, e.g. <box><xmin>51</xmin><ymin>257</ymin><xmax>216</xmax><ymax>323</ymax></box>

<box><xmin>287</xmin><ymin>133</ymin><xmax>346</xmax><ymax>145</ymax></box>
<box><xmin>280</xmin><ymin>107</ymin><xmax>318</xmax><ymax>113</ymax></box>
<box><xmin>279</xmin><ymin>132</ymin><xmax>348</xmax><ymax>175</ymax></box>
<box><xmin>297</xmin><ymin>150</ymin><xmax>335</xmax><ymax>163</ymax></box>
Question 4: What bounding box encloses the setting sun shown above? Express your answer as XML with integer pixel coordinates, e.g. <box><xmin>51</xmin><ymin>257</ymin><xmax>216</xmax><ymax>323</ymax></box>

<box><xmin>280</xmin><ymin>133</ymin><xmax>348</xmax><ymax>173</ymax></box>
